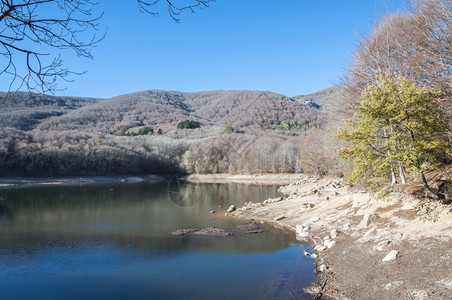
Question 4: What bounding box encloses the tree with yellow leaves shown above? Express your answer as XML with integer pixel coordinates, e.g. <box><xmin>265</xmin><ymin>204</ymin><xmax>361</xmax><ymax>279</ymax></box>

<box><xmin>337</xmin><ymin>73</ymin><xmax>450</xmax><ymax>199</ymax></box>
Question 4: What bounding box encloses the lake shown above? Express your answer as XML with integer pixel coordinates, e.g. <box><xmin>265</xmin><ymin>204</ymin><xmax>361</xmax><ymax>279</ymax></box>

<box><xmin>0</xmin><ymin>179</ymin><xmax>315</xmax><ymax>299</ymax></box>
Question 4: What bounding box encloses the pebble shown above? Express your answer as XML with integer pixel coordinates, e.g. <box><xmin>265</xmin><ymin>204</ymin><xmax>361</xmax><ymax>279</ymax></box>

<box><xmin>210</xmin><ymin>210</ymin><xmax>215</xmax><ymax>214</ymax></box>
<box><xmin>318</xmin><ymin>264</ymin><xmax>327</xmax><ymax>272</ymax></box>
<box><xmin>310</xmin><ymin>216</ymin><xmax>320</xmax><ymax>222</ymax></box>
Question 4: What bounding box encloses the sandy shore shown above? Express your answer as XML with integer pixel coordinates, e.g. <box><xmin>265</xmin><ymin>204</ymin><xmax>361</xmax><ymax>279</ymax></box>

<box><xmin>228</xmin><ymin>176</ymin><xmax>452</xmax><ymax>299</ymax></box>
<box><xmin>186</xmin><ymin>173</ymin><xmax>306</xmax><ymax>185</ymax></box>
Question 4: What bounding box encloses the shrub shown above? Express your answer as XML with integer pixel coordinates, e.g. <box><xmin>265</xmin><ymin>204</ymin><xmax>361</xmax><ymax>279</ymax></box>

<box><xmin>177</xmin><ymin>120</ymin><xmax>200</xmax><ymax>129</ymax></box>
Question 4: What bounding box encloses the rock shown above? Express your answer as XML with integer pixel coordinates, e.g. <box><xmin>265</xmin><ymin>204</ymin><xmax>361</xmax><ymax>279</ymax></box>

<box><xmin>303</xmin><ymin>226</ymin><xmax>310</xmax><ymax>232</ymax></box>
<box><xmin>310</xmin><ymin>216</ymin><xmax>320</xmax><ymax>222</ymax></box>
<box><xmin>298</xmin><ymin>232</ymin><xmax>309</xmax><ymax>238</ymax></box>
<box><xmin>311</xmin><ymin>253</ymin><xmax>318</xmax><ymax>259</ymax></box>
<box><xmin>318</xmin><ymin>264</ymin><xmax>327</xmax><ymax>272</ymax></box>
<box><xmin>274</xmin><ymin>215</ymin><xmax>286</xmax><ymax>221</ymax></box>
<box><xmin>230</xmin><ymin>223</ymin><xmax>264</xmax><ymax>234</ymax></box>
<box><xmin>172</xmin><ymin>229</ymin><xmax>197</xmax><ymax>236</ymax></box>
<box><xmin>210</xmin><ymin>210</ymin><xmax>216</xmax><ymax>214</ymax></box>
<box><xmin>331</xmin><ymin>229</ymin><xmax>339</xmax><ymax>239</ymax></box>
<box><xmin>324</xmin><ymin>239</ymin><xmax>336</xmax><ymax>249</ymax></box>
<box><xmin>363</xmin><ymin>227</ymin><xmax>376</xmax><ymax>238</ymax></box>
<box><xmin>172</xmin><ymin>227</ymin><xmax>232</xmax><ymax>237</ymax></box>
<box><xmin>302</xmin><ymin>202</ymin><xmax>315</xmax><ymax>208</ymax></box>
<box><xmin>376</xmin><ymin>240</ymin><xmax>391</xmax><ymax>251</ymax></box>
<box><xmin>343</xmin><ymin>223</ymin><xmax>351</xmax><ymax>230</ymax></box>
<box><xmin>360</xmin><ymin>190</ymin><xmax>367</xmax><ymax>194</ymax></box>
<box><xmin>382</xmin><ymin>250</ymin><xmax>399</xmax><ymax>262</ymax></box>
<box><xmin>361</xmin><ymin>214</ymin><xmax>377</xmax><ymax>228</ymax></box>
<box><xmin>227</xmin><ymin>205</ymin><xmax>236</xmax><ymax>213</ymax></box>
<box><xmin>296</xmin><ymin>224</ymin><xmax>303</xmax><ymax>234</ymax></box>
<box><xmin>314</xmin><ymin>245</ymin><xmax>327</xmax><ymax>252</ymax></box>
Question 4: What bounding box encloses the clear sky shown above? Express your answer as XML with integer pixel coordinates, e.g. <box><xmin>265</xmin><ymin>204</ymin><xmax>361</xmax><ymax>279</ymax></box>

<box><xmin>5</xmin><ymin>0</ymin><xmax>406</xmax><ymax>98</ymax></box>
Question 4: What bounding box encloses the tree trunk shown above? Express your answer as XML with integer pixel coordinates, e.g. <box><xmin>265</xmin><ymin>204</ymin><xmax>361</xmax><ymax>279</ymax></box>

<box><xmin>420</xmin><ymin>171</ymin><xmax>439</xmax><ymax>200</ymax></box>
<box><xmin>391</xmin><ymin>165</ymin><xmax>397</xmax><ymax>186</ymax></box>
<box><xmin>399</xmin><ymin>163</ymin><xmax>406</xmax><ymax>184</ymax></box>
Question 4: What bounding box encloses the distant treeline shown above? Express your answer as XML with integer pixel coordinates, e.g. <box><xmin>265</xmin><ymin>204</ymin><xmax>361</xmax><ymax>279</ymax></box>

<box><xmin>0</xmin><ymin>127</ymin><xmax>301</xmax><ymax>176</ymax></box>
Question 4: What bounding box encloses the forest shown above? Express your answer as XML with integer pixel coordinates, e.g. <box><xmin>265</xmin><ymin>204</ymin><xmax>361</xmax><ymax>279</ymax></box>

<box><xmin>0</xmin><ymin>89</ymin><xmax>334</xmax><ymax>176</ymax></box>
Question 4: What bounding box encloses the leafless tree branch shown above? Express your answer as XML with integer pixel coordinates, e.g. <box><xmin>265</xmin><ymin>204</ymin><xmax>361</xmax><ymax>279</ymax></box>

<box><xmin>137</xmin><ymin>0</ymin><xmax>213</xmax><ymax>22</ymax></box>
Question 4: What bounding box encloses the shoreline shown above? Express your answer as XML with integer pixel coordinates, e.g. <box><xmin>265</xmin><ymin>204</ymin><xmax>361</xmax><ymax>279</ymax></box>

<box><xmin>185</xmin><ymin>173</ymin><xmax>306</xmax><ymax>185</ymax></box>
<box><xmin>0</xmin><ymin>173</ymin><xmax>303</xmax><ymax>188</ymax></box>
<box><xmin>229</xmin><ymin>176</ymin><xmax>452</xmax><ymax>299</ymax></box>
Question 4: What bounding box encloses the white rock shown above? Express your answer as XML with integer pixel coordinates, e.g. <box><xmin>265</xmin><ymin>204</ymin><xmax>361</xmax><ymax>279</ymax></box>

<box><xmin>382</xmin><ymin>250</ymin><xmax>399</xmax><ymax>262</ymax></box>
<box><xmin>227</xmin><ymin>205</ymin><xmax>236</xmax><ymax>213</ymax></box>
<box><xmin>303</xmin><ymin>226</ymin><xmax>310</xmax><ymax>232</ymax></box>
<box><xmin>318</xmin><ymin>264</ymin><xmax>327</xmax><ymax>272</ymax></box>
<box><xmin>311</xmin><ymin>253</ymin><xmax>318</xmax><ymax>259</ymax></box>
<box><xmin>343</xmin><ymin>223</ymin><xmax>351</xmax><ymax>230</ymax></box>
<box><xmin>331</xmin><ymin>229</ymin><xmax>339</xmax><ymax>239</ymax></box>
<box><xmin>296</xmin><ymin>224</ymin><xmax>303</xmax><ymax>234</ymax></box>
<box><xmin>361</xmin><ymin>214</ymin><xmax>376</xmax><ymax>228</ymax></box>
<box><xmin>210</xmin><ymin>210</ymin><xmax>216</xmax><ymax>214</ymax></box>
<box><xmin>363</xmin><ymin>228</ymin><xmax>375</xmax><ymax>238</ymax></box>
<box><xmin>376</xmin><ymin>240</ymin><xmax>391</xmax><ymax>251</ymax></box>
<box><xmin>298</xmin><ymin>232</ymin><xmax>309</xmax><ymax>238</ymax></box>
<box><xmin>274</xmin><ymin>215</ymin><xmax>286</xmax><ymax>221</ymax></box>
<box><xmin>324</xmin><ymin>240</ymin><xmax>336</xmax><ymax>249</ymax></box>
<box><xmin>314</xmin><ymin>245</ymin><xmax>327</xmax><ymax>252</ymax></box>
<box><xmin>310</xmin><ymin>216</ymin><xmax>320</xmax><ymax>222</ymax></box>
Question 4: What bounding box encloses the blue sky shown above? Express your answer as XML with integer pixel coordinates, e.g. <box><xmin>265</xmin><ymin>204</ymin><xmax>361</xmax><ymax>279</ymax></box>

<box><xmin>5</xmin><ymin>0</ymin><xmax>405</xmax><ymax>98</ymax></box>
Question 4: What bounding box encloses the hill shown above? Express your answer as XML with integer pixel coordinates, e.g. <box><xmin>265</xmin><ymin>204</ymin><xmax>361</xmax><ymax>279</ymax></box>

<box><xmin>292</xmin><ymin>87</ymin><xmax>340</xmax><ymax>112</ymax></box>
<box><xmin>0</xmin><ymin>92</ymin><xmax>102</xmax><ymax>131</ymax></box>
<box><xmin>0</xmin><ymin>88</ymin><xmax>337</xmax><ymax>176</ymax></box>
<box><xmin>34</xmin><ymin>90</ymin><xmax>323</xmax><ymax>134</ymax></box>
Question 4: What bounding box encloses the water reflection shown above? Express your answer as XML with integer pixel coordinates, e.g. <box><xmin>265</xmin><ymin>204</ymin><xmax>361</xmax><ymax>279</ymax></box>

<box><xmin>0</xmin><ymin>181</ymin><xmax>315</xmax><ymax>299</ymax></box>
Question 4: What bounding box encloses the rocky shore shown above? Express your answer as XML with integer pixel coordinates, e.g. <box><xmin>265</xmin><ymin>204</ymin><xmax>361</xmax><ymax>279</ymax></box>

<box><xmin>230</xmin><ymin>176</ymin><xmax>452</xmax><ymax>299</ymax></box>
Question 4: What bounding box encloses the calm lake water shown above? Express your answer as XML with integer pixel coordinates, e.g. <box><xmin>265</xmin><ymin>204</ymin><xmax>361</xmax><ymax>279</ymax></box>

<box><xmin>0</xmin><ymin>180</ymin><xmax>315</xmax><ymax>299</ymax></box>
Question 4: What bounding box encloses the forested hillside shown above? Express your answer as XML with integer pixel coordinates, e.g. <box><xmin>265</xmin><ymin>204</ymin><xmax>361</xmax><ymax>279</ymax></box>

<box><xmin>0</xmin><ymin>92</ymin><xmax>102</xmax><ymax>131</ymax></box>
<box><xmin>0</xmin><ymin>88</ymin><xmax>339</xmax><ymax>176</ymax></box>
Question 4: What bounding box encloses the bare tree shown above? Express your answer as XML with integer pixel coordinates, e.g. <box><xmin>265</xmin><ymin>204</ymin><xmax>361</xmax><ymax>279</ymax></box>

<box><xmin>137</xmin><ymin>0</ymin><xmax>213</xmax><ymax>22</ymax></box>
<box><xmin>0</xmin><ymin>0</ymin><xmax>214</xmax><ymax>98</ymax></box>
<box><xmin>0</xmin><ymin>0</ymin><xmax>104</xmax><ymax>95</ymax></box>
<box><xmin>342</xmin><ymin>0</ymin><xmax>451</xmax><ymax>106</ymax></box>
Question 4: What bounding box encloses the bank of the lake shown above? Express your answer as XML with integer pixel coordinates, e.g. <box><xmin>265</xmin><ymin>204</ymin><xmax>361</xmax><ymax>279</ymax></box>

<box><xmin>224</xmin><ymin>176</ymin><xmax>452</xmax><ymax>299</ymax></box>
